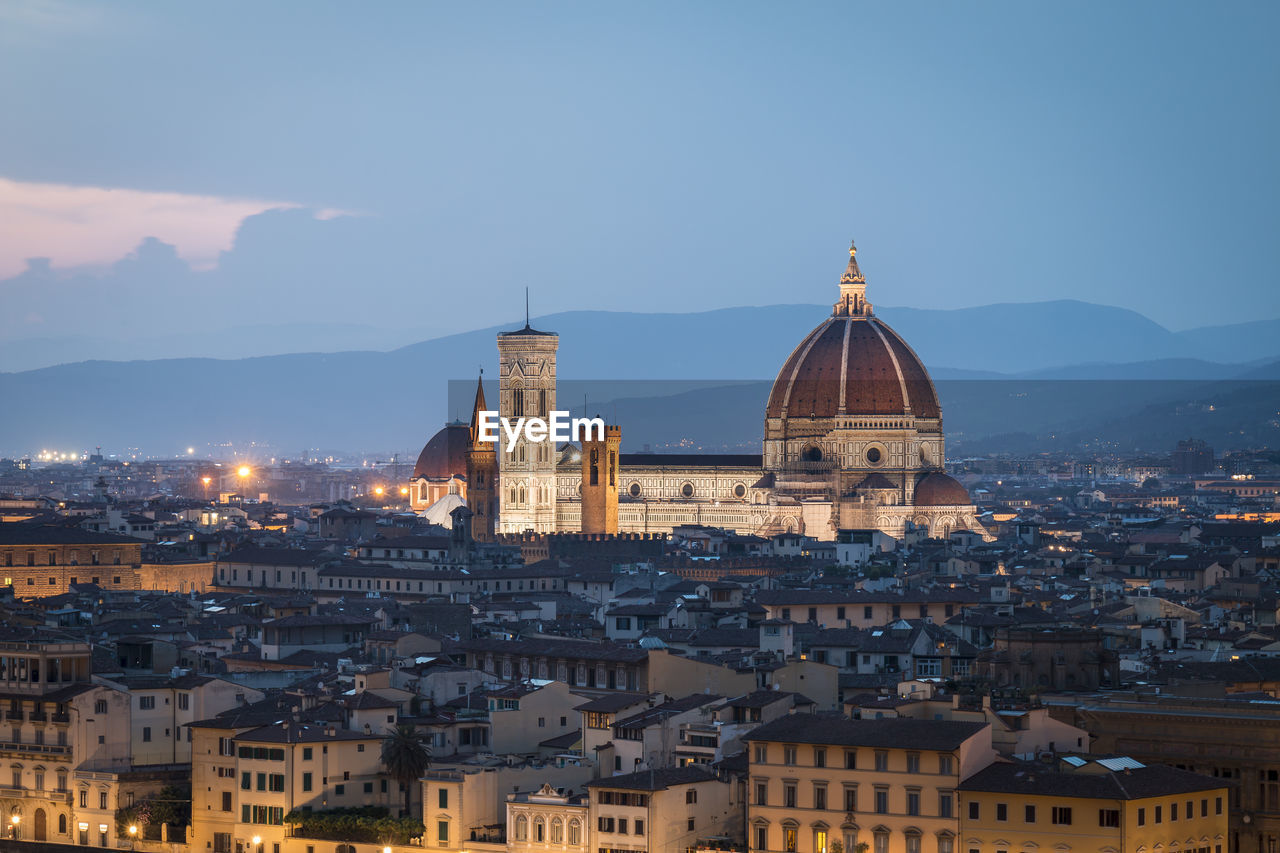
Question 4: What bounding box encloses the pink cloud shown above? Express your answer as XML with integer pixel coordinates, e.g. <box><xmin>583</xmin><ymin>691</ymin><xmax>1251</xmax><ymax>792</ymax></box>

<box><xmin>0</xmin><ymin>177</ymin><xmax>307</xmax><ymax>278</ymax></box>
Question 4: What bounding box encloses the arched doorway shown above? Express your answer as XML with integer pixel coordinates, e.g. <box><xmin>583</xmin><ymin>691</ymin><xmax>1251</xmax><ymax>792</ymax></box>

<box><xmin>34</xmin><ymin>808</ymin><xmax>46</xmax><ymax>841</ymax></box>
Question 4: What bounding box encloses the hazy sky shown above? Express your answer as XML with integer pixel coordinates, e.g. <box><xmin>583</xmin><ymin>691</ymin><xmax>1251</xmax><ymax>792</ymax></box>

<box><xmin>1</xmin><ymin>0</ymin><xmax>1277</xmax><ymax>354</ymax></box>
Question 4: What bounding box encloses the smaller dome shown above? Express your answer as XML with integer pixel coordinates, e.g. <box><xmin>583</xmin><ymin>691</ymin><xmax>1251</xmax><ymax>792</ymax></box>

<box><xmin>914</xmin><ymin>472</ymin><xmax>971</xmax><ymax>506</ymax></box>
<box><xmin>414</xmin><ymin>423</ymin><xmax>470</xmax><ymax>480</ymax></box>
<box><xmin>854</xmin><ymin>473</ymin><xmax>896</xmax><ymax>491</ymax></box>
<box><xmin>421</xmin><ymin>492</ymin><xmax>466</xmax><ymax>527</ymax></box>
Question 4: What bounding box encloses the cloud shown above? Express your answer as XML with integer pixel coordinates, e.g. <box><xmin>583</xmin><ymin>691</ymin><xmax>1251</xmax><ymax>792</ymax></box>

<box><xmin>0</xmin><ymin>176</ymin><xmax>304</xmax><ymax>277</ymax></box>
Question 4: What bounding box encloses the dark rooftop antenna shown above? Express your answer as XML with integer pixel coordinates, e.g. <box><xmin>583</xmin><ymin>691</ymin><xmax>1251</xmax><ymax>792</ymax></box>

<box><xmin>525</xmin><ymin>287</ymin><xmax>530</xmax><ymax>328</ymax></box>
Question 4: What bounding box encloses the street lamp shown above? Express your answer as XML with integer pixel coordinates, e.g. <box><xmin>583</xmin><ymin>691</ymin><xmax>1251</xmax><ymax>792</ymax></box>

<box><xmin>129</xmin><ymin>824</ymin><xmax>138</xmax><ymax>850</ymax></box>
<box><xmin>10</xmin><ymin>814</ymin><xmax>20</xmax><ymax>840</ymax></box>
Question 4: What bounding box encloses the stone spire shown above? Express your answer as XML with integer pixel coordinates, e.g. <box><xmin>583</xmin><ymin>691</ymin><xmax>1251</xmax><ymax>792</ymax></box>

<box><xmin>833</xmin><ymin>239</ymin><xmax>872</xmax><ymax>317</ymax></box>
<box><xmin>468</xmin><ymin>372</ymin><xmax>488</xmax><ymax>446</ymax></box>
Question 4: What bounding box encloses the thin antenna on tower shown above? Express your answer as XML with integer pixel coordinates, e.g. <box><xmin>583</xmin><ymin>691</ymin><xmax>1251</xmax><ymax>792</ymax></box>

<box><xmin>525</xmin><ymin>287</ymin><xmax>530</xmax><ymax>327</ymax></box>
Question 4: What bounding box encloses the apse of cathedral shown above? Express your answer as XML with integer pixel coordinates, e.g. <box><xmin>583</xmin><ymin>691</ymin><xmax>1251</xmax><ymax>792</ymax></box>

<box><xmin>410</xmin><ymin>242</ymin><xmax>989</xmax><ymax>542</ymax></box>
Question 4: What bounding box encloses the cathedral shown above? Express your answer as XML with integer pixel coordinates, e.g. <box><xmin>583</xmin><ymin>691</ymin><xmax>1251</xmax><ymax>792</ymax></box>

<box><xmin>410</xmin><ymin>241</ymin><xmax>987</xmax><ymax>542</ymax></box>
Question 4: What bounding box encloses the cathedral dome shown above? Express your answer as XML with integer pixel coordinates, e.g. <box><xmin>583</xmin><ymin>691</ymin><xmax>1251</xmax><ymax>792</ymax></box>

<box><xmin>765</xmin><ymin>243</ymin><xmax>940</xmax><ymax>421</ymax></box>
<box><xmin>913</xmin><ymin>471</ymin><xmax>970</xmax><ymax>506</ymax></box>
<box><xmin>413</xmin><ymin>423</ymin><xmax>469</xmax><ymax>480</ymax></box>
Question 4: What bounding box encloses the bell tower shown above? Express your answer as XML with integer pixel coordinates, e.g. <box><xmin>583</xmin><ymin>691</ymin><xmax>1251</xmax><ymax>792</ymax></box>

<box><xmin>465</xmin><ymin>374</ymin><xmax>497</xmax><ymax>542</ymax></box>
<box><xmin>581</xmin><ymin>424</ymin><xmax>621</xmax><ymax>534</ymax></box>
<box><xmin>496</xmin><ymin>320</ymin><xmax>559</xmax><ymax>533</ymax></box>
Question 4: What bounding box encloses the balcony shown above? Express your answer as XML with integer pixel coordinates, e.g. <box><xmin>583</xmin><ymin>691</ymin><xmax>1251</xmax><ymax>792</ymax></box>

<box><xmin>28</xmin><ymin>712</ymin><xmax>46</xmax><ymax>723</ymax></box>
<box><xmin>0</xmin><ymin>741</ymin><xmax>71</xmax><ymax>757</ymax></box>
<box><xmin>51</xmin><ymin>712</ymin><xmax>69</xmax><ymax>724</ymax></box>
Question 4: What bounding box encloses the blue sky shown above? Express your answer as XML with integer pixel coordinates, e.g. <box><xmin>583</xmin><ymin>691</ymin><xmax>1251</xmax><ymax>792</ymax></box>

<box><xmin>1</xmin><ymin>0</ymin><xmax>1277</xmax><ymax>355</ymax></box>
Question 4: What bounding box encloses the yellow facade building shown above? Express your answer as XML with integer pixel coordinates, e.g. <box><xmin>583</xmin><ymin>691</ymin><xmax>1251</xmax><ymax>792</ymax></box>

<box><xmin>745</xmin><ymin>716</ymin><xmax>994</xmax><ymax>853</ymax></box>
<box><xmin>957</xmin><ymin>757</ymin><xmax>1229</xmax><ymax>853</ymax></box>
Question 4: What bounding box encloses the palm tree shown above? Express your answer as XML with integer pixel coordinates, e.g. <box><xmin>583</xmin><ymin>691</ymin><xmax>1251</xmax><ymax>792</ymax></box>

<box><xmin>381</xmin><ymin>724</ymin><xmax>432</xmax><ymax>818</ymax></box>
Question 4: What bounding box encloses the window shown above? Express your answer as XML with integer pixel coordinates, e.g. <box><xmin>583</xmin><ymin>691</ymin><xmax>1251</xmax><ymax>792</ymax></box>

<box><xmin>438</xmin><ymin>788</ymin><xmax>447</xmax><ymax>808</ymax></box>
<box><xmin>686</xmin><ymin>788</ymin><xmax>698</xmax><ymax>804</ymax></box>
<box><xmin>844</xmin><ymin>786</ymin><xmax>857</xmax><ymax>812</ymax></box>
<box><xmin>968</xmin><ymin>801</ymin><xmax>979</xmax><ymax>820</ymax></box>
<box><xmin>906</xmin><ymin>753</ymin><xmax>920</xmax><ymax>773</ymax></box>
<box><xmin>436</xmin><ymin>822</ymin><xmax>448</xmax><ymax>845</ymax></box>
<box><xmin>1052</xmin><ymin>807</ymin><xmax>1073</xmax><ymax>825</ymax></box>
<box><xmin>814</xmin><ymin>785</ymin><xmax>826</xmax><ymax>810</ymax></box>
<box><xmin>79</xmin><ymin>790</ymin><xmax>87</xmax><ymax>808</ymax></box>
<box><xmin>755</xmin><ymin>745</ymin><xmax>767</xmax><ymax>763</ymax></box>
<box><xmin>1172</xmin><ymin>802</ymin><xmax>1179</xmax><ymax>821</ymax></box>
<box><xmin>784</xmin><ymin>745</ymin><xmax>797</xmax><ymax>765</ymax></box>
<box><xmin>845</xmin><ymin>750</ymin><xmax>857</xmax><ymax>770</ymax></box>
<box><xmin>1025</xmin><ymin>805</ymin><xmax>1036</xmax><ymax>823</ymax></box>
<box><xmin>568</xmin><ymin>820</ymin><xmax>581</xmax><ymax>845</ymax></box>
<box><xmin>785</xmin><ymin>827</ymin><xmax>798</xmax><ymax>853</ymax></box>
<box><xmin>784</xmin><ymin>782</ymin><xmax>797</xmax><ymax>808</ymax></box>
<box><xmin>874</xmin><ymin>787</ymin><xmax>888</xmax><ymax>814</ymax></box>
<box><xmin>997</xmin><ymin>803</ymin><xmax>1008</xmax><ymax>822</ymax></box>
<box><xmin>1099</xmin><ymin>809</ymin><xmax>1120</xmax><ymax>827</ymax></box>
<box><xmin>94</xmin><ymin>700</ymin><xmax>108</xmax><ymax>714</ymax></box>
<box><xmin>99</xmin><ymin>791</ymin><xmax>108</xmax><ymax>809</ymax></box>
<box><xmin>814</xmin><ymin>747</ymin><xmax>826</xmax><ymax>768</ymax></box>
<box><xmin>907</xmin><ymin>789</ymin><xmax>920</xmax><ymax>816</ymax></box>
<box><xmin>142</xmin><ymin>726</ymin><xmax>152</xmax><ymax>742</ymax></box>
<box><xmin>139</xmin><ymin>696</ymin><xmax>155</xmax><ymax>710</ymax></box>
<box><xmin>177</xmin><ymin>693</ymin><xmax>189</xmax><ymax>711</ymax></box>
<box><xmin>241</xmin><ymin>772</ymin><xmax>251</xmax><ymax>790</ymax></box>
<box><xmin>1138</xmin><ymin>807</ymin><xmax>1146</xmax><ymax>826</ymax></box>
<box><xmin>302</xmin><ymin>773</ymin><xmax>312</xmax><ymax>792</ymax></box>
<box><xmin>756</xmin><ymin>827</ymin><xmax>768</xmax><ymax>851</ymax></box>
<box><xmin>939</xmin><ymin>791</ymin><xmax>953</xmax><ymax>818</ymax></box>
<box><xmin>939</xmin><ymin>755</ymin><xmax>953</xmax><ymax>775</ymax></box>
<box><xmin>1155</xmin><ymin>805</ymin><xmax>1162</xmax><ymax>824</ymax></box>
<box><xmin>1216</xmin><ymin>797</ymin><xmax>1223</xmax><ymax>815</ymax></box>
<box><xmin>221</xmin><ymin>792</ymin><xmax>232</xmax><ymax>811</ymax></box>
<box><xmin>335</xmin><ymin>785</ymin><xmax>344</xmax><ymax>795</ymax></box>
<box><xmin>636</xmin><ymin>819</ymin><xmax>645</xmax><ymax>836</ymax></box>
<box><xmin>755</xmin><ymin>781</ymin><xmax>768</xmax><ymax>806</ymax></box>
<box><xmin>906</xmin><ymin>834</ymin><xmax>921</xmax><ymax>853</ymax></box>
<box><xmin>874</xmin><ymin>750</ymin><xmax>888</xmax><ymax>771</ymax></box>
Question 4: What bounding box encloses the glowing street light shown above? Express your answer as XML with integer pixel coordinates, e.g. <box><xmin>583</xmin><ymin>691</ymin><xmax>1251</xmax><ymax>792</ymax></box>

<box><xmin>399</xmin><ymin>487</ymin><xmax>409</xmax><ymax>496</ymax></box>
<box><xmin>374</xmin><ymin>487</ymin><xmax>385</xmax><ymax>497</ymax></box>
<box><xmin>10</xmin><ymin>814</ymin><xmax>20</xmax><ymax>839</ymax></box>
<box><xmin>237</xmin><ymin>466</ymin><xmax>251</xmax><ymax>478</ymax></box>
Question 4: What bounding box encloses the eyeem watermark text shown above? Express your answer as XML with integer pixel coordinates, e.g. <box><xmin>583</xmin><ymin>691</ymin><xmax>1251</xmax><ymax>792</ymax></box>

<box><xmin>477</xmin><ymin>411</ymin><xmax>605</xmax><ymax>451</ymax></box>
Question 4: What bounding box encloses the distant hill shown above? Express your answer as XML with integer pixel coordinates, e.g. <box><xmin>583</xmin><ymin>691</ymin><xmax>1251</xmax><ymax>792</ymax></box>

<box><xmin>3</xmin><ymin>300</ymin><xmax>1280</xmax><ymax>454</ymax></box>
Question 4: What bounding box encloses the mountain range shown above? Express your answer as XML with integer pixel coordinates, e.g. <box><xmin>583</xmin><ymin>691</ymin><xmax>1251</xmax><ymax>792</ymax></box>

<box><xmin>2</xmin><ymin>299</ymin><xmax>1278</xmax><ymax>456</ymax></box>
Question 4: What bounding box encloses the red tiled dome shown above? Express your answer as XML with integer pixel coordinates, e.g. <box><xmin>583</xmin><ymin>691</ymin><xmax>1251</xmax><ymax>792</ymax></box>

<box><xmin>413</xmin><ymin>423</ymin><xmax>469</xmax><ymax>480</ymax></box>
<box><xmin>913</xmin><ymin>472</ymin><xmax>970</xmax><ymax>506</ymax></box>
<box><xmin>766</xmin><ymin>316</ymin><xmax>940</xmax><ymax>420</ymax></box>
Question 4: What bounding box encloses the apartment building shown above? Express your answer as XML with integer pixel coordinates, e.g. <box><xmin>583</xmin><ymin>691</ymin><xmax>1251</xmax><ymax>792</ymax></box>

<box><xmin>745</xmin><ymin>715</ymin><xmax>994</xmax><ymax>853</ymax></box>
<box><xmin>958</xmin><ymin>757</ymin><xmax>1230</xmax><ymax>853</ymax></box>
<box><xmin>189</xmin><ymin>719</ymin><xmax>389</xmax><ymax>853</ymax></box>
<box><xmin>586</xmin><ymin>766</ymin><xmax>736</xmax><ymax>853</ymax></box>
